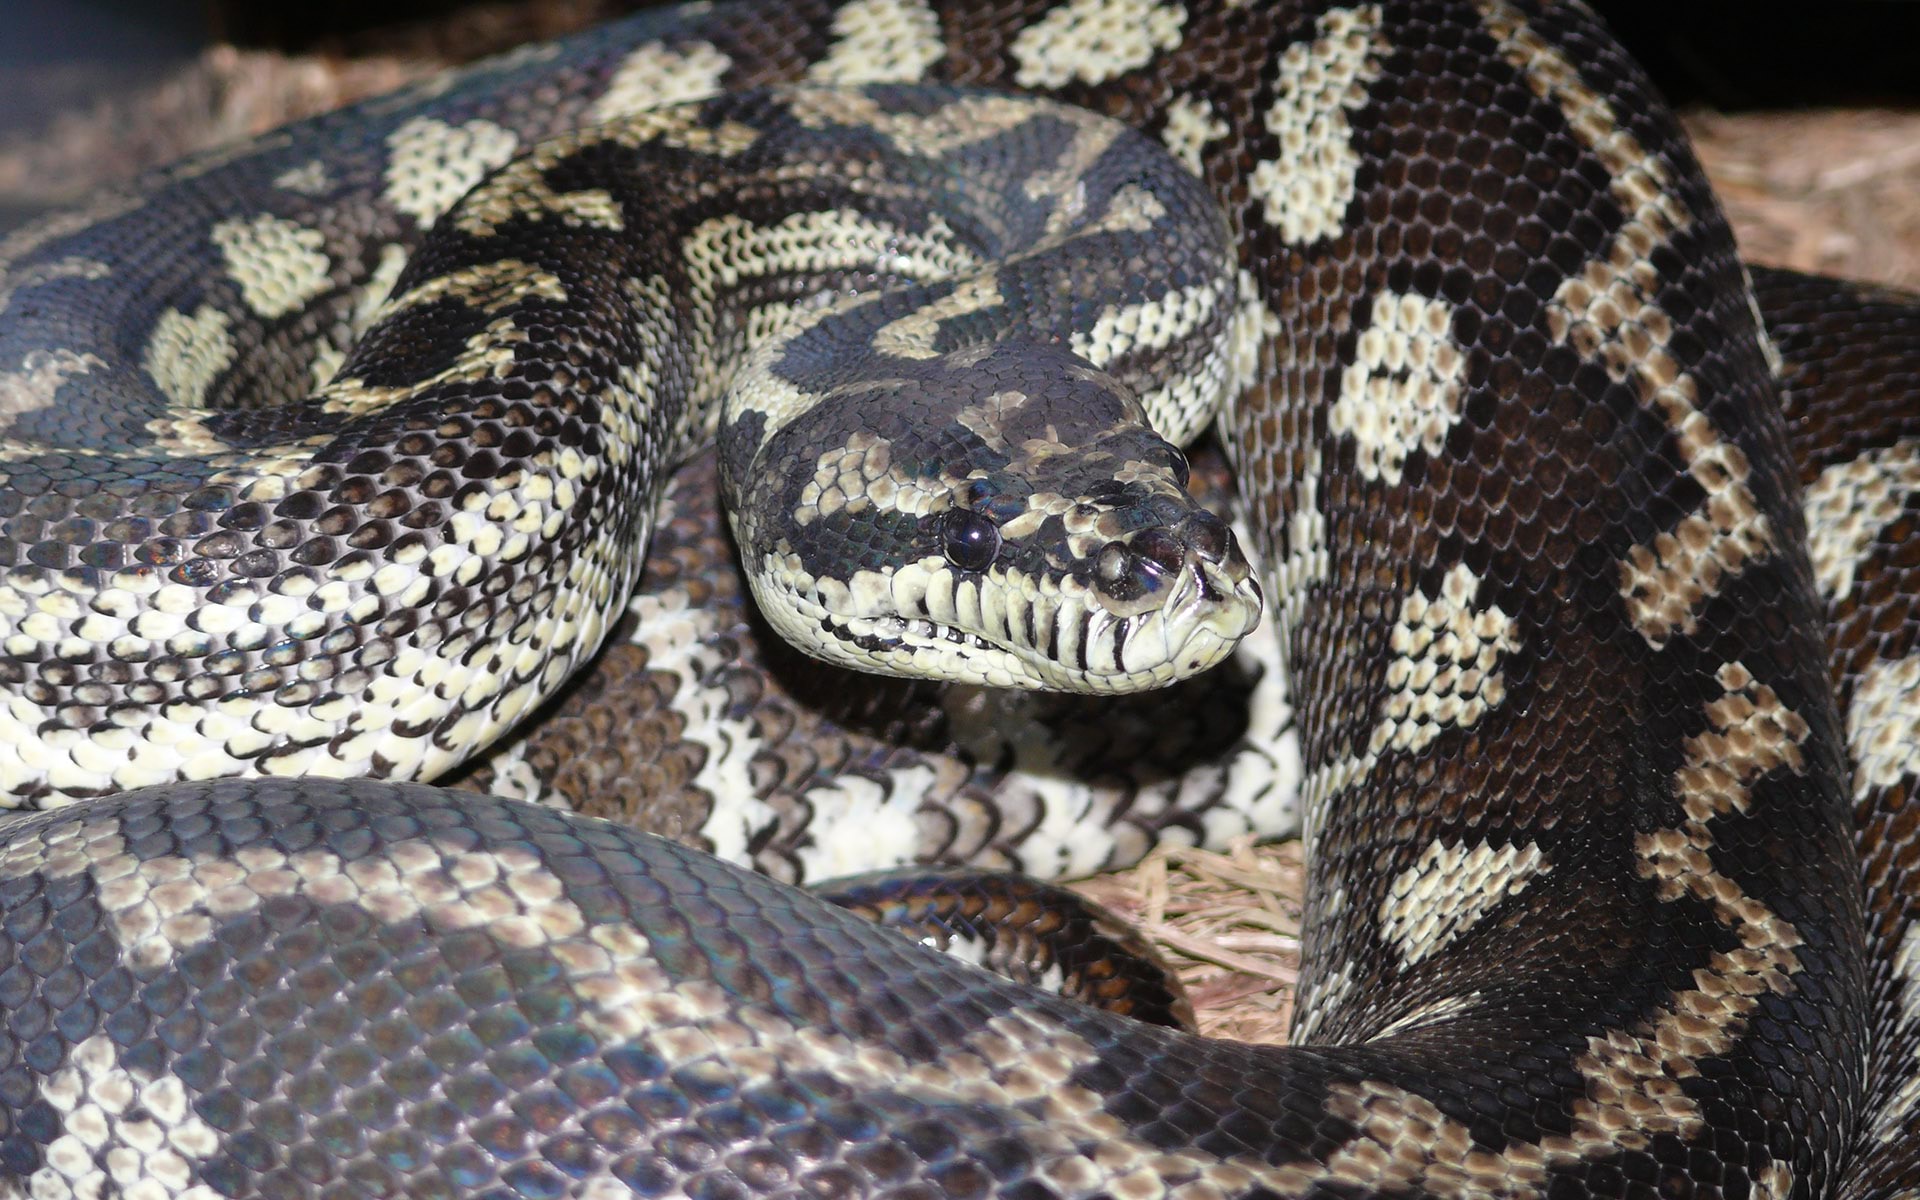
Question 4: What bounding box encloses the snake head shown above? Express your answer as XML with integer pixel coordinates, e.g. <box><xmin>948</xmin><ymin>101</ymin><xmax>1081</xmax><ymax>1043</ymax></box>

<box><xmin>725</xmin><ymin>342</ymin><xmax>1262</xmax><ymax>693</ymax></box>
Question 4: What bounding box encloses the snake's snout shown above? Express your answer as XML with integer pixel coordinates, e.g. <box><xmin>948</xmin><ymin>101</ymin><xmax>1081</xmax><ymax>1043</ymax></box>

<box><xmin>1095</xmin><ymin>508</ymin><xmax>1257</xmax><ymax>610</ymax></box>
<box><xmin>1173</xmin><ymin>512</ymin><xmax>1263</xmax><ymax>639</ymax></box>
<box><xmin>1076</xmin><ymin>505</ymin><xmax>1263</xmax><ymax>692</ymax></box>
<box><xmin>1182</xmin><ymin>510</ymin><xmax>1263</xmax><ymax>619</ymax></box>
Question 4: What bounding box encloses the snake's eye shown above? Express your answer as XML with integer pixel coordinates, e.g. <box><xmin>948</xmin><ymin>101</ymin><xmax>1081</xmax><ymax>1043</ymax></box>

<box><xmin>941</xmin><ymin>508</ymin><xmax>1001</xmax><ymax>572</ymax></box>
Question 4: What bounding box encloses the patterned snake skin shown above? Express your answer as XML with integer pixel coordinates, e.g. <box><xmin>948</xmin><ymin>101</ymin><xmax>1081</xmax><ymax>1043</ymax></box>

<box><xmin>1</xmin><ymin>1</ymin><xmax>1919</xmax><ymax>1197</ymax></box>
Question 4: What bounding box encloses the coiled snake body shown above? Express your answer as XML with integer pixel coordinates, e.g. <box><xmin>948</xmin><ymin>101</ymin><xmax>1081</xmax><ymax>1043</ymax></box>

<box><xmin>0</xmin><ymin>2</ymin><xmax>1917</xmax><ymax>1197</ymax></box>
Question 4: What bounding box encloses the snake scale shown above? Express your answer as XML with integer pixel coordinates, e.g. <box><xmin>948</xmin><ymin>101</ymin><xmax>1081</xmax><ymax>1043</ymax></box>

<box><xmin>0</xmin><ymin>0</ymin><xmax>1918</xmax><ymax>1196</ymax></box>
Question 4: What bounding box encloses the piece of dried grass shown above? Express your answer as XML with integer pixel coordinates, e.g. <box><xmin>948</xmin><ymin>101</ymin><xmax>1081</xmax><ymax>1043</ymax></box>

<box><xmin>1074</xmin><ymin>839</ymin><xmax>1302</xmax><ymax>1044</ymax></box>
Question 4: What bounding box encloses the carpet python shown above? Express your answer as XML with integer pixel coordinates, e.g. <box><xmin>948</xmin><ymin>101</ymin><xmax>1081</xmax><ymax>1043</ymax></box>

<box><xmin>0</xmin><ymin>1</ymin><xmax>1917</xmax><ymax>1197</ymax></box>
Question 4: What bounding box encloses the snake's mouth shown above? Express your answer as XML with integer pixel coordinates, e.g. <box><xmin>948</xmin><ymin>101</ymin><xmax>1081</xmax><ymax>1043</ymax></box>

<box><xmin>758</xmin><ymin>553</ymin><xmax>1263</xmax><ymax>694</ymax></box>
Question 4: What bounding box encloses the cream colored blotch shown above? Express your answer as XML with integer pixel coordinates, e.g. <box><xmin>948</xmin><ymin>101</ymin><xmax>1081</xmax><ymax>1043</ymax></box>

<box><xmin>591</xmin><ymin>40</ymin><xmax>734</xmax><ymax>122</ymax></box>
<box><xmin>382</xmin><ymin>116</ymin><xmax>520</xmax><ymax>228</ymax></box>
<box><xmin>807</xmin><ymin>0</ymin><xmax>946</xmax><ymax>84</ymax></box>
<box><xmin>1009</xmin><ymin>0</ymin><xmax>1186</xmax><ymax>89</ymax></box>
<box><xmin>1248</xmin><ymin>5</ymin><xmax>1386</xmax><ymax>246</ymax></box>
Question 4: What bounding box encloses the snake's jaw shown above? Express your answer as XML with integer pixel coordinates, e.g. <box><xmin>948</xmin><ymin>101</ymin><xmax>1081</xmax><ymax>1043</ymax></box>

<box><xmin>749</xmin><ymin>551</ymin><xmax>1261</xmax><ymax>695</ymax></box>
<box><xmin>744</xmin><ymin>488</ymin><xmax>1263</xmax><ymax>695</ymax></box>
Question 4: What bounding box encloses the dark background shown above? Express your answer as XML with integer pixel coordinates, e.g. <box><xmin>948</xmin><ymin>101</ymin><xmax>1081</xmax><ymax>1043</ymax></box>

<box><xmin>2</xmin><ymin>1</ymin><xmax>1918</xmax><ymax>113</ymax></box>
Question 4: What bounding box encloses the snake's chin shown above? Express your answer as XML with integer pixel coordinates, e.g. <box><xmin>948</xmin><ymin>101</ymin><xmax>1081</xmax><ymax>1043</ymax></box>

<box><xmin>753</xmin><ymin>555</ymin><xmax>1263</xmax><ymax>694</ymax></box>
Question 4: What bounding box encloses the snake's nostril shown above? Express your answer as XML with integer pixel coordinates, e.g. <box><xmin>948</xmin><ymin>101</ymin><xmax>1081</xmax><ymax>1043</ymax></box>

<box><xmin>1096</xmin><ymin>518</ymin><xmax>1241</xmax><ymax>604</ymax></box>
<box><xmin>1179</xmin><ymin>511</ymin><xmax>1231</xmax><ymax>563</ymax></box>
<box><xmin>1131</xmin><ymin>528</ymin><xmax>1188</xmax><ymax>575</ymax></box>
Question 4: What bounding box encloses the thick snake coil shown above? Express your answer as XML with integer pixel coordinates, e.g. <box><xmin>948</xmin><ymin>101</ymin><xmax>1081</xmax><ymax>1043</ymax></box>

<box><xmin>0</xmin><ymin>2</ymin><xmax>1918</xmax><ymax>1198</ymax></box>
